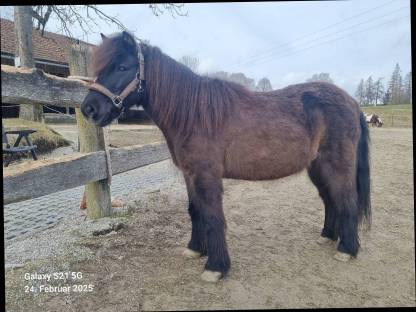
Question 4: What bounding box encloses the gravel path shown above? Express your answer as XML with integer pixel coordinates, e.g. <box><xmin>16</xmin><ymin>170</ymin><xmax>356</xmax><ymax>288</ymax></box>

<box><xmin>4</xmin><ymin>159</ymin><xmax>181</xmax><ymax>268</ymax></box>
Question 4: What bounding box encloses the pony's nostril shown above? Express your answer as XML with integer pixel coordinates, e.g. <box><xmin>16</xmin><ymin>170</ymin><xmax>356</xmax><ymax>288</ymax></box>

<box><xmin>84</xmin><ymin>104</ymin><xmax>97</xmax><ymax>118</ymax></box>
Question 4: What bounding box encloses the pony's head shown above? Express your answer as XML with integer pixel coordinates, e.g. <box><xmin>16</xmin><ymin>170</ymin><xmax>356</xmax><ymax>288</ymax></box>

<box><xmin>81</xmin><ymin>31</ymin><xmax>145</xmax><ymax>127</ymax></box>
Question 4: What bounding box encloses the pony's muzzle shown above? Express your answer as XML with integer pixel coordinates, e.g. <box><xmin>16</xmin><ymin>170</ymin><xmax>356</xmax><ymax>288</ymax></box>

<box><xmin>81</xmin><ymin>102</ymin><xmax>98</xmax><ymax>121</ymax></box>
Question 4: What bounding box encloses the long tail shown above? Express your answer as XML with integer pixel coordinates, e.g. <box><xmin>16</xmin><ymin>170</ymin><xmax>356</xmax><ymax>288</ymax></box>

<box><xmin>357</xmin><ymin>112</ymin><xmax>371</xmax><ymax>228</ymax></box>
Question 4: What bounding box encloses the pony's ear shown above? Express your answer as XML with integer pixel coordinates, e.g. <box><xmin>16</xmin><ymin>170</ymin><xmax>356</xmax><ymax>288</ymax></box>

<box><xmin>122</xmin><ymin>31</ymin><xmax>137</xmax><ymax>52</ymax></box>
<box><xmin>100</xmin><ymin>33</ymin><xmax>107</xmax><ymax>40</ymax></box>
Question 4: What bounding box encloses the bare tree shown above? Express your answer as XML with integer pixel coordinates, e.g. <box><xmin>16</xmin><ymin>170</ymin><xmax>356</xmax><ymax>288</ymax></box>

<box><xmin>256</xmin><ymin>77</ymin><xmax>273</xmax><ymax>92</ymax></box>
<box><xmin>30</xmin><ymin>4</ymin><xmax>187</xmax><ymax>39</ymax></box>
<box><xmin>148</xmin><ymin>4</ymin><xmax>187</xmax><ymax>18</ymax></box>
<box><xmin>228</xmin><ymin>73</ymin><xmax>255</xmax><ymax>90</ymax></box>
<box><xmin>306</xmin><ymin>73</ymin><xmax>334</xmax><ymax>84</ymax></box>
<box><xmin>364</xmin><ymin>76</ymin><xmax>375</xmax><ymax>105</ymax></box>
<box><xmin>355</xmin><ymin>79</ymin><xmax>365</xmax><ymax>106</ymax></box>
<box><xmin>178</xmin><ymin>55</ymin><xmax>200</xmax><ymax>73</ymax></box>
<box><xmin>208</xmin><ymin>71</ymin><xmax>258</xmax><ymax>91</ymax></box>
<box><xmin>373</xmin><ymin>77</ymin><xmax>384</xmax><ymax>106</ymax></box>
<box><xmin>208</xmin><ymin>71</ymin><xmax>229</xmax><ymax>81</ymax></box>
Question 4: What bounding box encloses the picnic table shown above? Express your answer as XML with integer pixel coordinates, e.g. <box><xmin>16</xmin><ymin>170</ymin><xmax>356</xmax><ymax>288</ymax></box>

<box><xmin>2</xmin><ymin>125</ymin><xmax>38</xmax><ymax>167</ymax></box>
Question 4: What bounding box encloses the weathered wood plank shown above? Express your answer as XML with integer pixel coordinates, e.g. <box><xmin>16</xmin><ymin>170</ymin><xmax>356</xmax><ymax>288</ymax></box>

<box><xmin>110</xmin><ymin>143</ymin><xmax>170</xmax><ymax>174</ymax></box>
<box><xmin>68</xmin><ymin>43</ymin><xmax>112</xmax><ymax>219</ymax></box>
<box><xmin>1</xmin><ymin>65</ymin><xmax>88</xmax><ymax>108</ymax></box>
<box><xmin>4</xmin><ymin>152</ymin><xmax>107</xmax><ymax>204</ymax></box>
<box><xmin>3</xmin><ymin>143</ymin><xmax>171</xmax><ymax>205</ymax></box>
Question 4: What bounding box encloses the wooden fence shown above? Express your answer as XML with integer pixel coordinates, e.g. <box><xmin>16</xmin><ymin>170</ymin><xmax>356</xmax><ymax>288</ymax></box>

<box><xmin>3</xmin><ymin>143</ymin><xmax>169</xmax><ymax>205</ymax></box>
<box><xmin>2</xmin><ymin>48</ymin><xmax>170</xmax><ymax>217</ymax></box>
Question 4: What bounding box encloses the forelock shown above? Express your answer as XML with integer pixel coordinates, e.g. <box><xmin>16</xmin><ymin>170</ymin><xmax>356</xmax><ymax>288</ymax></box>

<box><xmin>91</xmin><ymin>33</ymin><xmax>136</xmax><ymax>76</ymax></box>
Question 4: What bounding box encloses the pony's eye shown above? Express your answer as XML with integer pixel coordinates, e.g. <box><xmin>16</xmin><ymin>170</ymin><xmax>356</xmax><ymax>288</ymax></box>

<box><xmin>118</xmin><ymin>65</ymin><xmax>127</xmax><ymax>71</ymax></box>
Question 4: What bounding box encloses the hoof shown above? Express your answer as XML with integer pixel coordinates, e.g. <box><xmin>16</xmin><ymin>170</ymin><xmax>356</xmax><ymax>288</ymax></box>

<box><xmin>182</xmin><ymin>248</ymin><xmax>201</xmax><ymax>259</ymax></box>
<box><xmin>316</xmin><ymin>236</ymin><xmax>333</xmax><ymax>245</ymax></box>
<box><xmin>201</xmin><ymin>270</ymin><xmax>222</xmax><ymax>283</ymax></box>
<box><xmin>111</xmin><ymin>198</ymin><xmax>124</xmax><ymax>208</ymax></box>
<box><xmin>333</xmin><ymin>251</ymin><xmax>352</xmax><ymax>262</ymax></box>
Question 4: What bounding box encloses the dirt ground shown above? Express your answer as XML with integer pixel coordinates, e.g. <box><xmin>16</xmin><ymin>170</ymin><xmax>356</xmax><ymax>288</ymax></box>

<box><xmin>5</xmin><ymin>127</ymin><xmax>414</xmax><ymax>310</ymax></box>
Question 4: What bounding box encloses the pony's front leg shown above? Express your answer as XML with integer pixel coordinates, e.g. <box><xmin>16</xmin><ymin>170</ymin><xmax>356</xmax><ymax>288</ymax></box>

<box><xmin>183</xmin><ymin>200</ymin><xmax>208</xmax><ymax>258</ymax></box>
<box><xmin>183</xmin><ymin>174</ymin><xmax>207</xmax><ymax>258</ymax></box>
<box><xmin>192</xmin><ymin>172</ymin><xmax>230</xmax><ymax>282</ymax></box>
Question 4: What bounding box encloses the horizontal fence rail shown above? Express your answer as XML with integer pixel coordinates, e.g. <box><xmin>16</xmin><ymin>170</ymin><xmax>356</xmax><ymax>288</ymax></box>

<box><xmin>4</xmin><ymin>142</ymin><xmax>170</xmax><ymax>204</ymax></box>
<box><xmin>1</xmin><ymin>64</ymin><xmax>88</xmax><ymax>108</ymax></box>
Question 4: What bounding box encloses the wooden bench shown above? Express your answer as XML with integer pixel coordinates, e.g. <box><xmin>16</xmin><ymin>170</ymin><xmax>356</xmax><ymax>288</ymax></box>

<box><xmin>2</xmin><ymin>124</ymin><xmax>38</xmax><ymax>167</ymax></box>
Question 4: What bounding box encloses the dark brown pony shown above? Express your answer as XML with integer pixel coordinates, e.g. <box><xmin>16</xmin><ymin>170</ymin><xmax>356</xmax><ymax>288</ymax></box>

<box><xmin>81</xmin><ymin>31</ymin><xmax>371</xmax><ymax>283</ymax></box>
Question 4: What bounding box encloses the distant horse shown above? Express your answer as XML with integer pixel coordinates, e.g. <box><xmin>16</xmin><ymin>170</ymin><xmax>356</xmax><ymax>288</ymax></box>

<box><xmin>365</xmin><ymin>113</ymin><xmax>383</xmax><ymax>127</ymax></box>
<box><xmin>81</xmin><ymin>31</ymin><xmax>371</xmax><ymax>283</ymax></box>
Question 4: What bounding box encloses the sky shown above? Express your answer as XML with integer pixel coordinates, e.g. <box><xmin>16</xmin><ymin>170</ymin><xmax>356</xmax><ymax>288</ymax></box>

<box><xmin>0</xmin><ymin>1</ymin><xmax>411</xmax><ymax>96</ymax></box>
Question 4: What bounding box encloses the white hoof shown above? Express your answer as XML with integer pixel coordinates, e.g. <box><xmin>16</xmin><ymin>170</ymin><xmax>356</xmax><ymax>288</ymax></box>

<box><xmin>316</xmin><ymin>236</ymin><xmax>333</xmax><ymax>245</ymax></box>
<box><xmin>201</xmin><ymin>270</ymin><xmax>222</xmax><ymax>283</ymax></box>
<box><xmin>333</xmin><ymin>251</ymin><xmax>352</xmax><ymax>262</ymax></box>
<box><xmin>111</xmin><ymin>198</ymin><xmax>124</xmax><ymax>207</ymax></box>
<box><xmin>182</xmin><ymin>248</ymin><xmax>201</xmax><ymax>259</ymax></box>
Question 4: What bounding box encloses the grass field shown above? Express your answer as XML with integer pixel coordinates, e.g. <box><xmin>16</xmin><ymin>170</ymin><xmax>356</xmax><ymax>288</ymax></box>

<box><xmin>361</xmin><ymin>104</ymin><xmax>412</xmax><ymax>128</ymax></box>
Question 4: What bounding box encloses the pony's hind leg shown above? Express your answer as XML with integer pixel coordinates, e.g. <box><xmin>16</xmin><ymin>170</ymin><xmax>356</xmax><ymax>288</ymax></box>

<box><xmin>331</xmin><ymin>187</ymin><xmax>360</xmax><ymax>261</ymax></box>
<box><xmin>307</xmin><ymin>159</ymin><xmax>338</xmax><ymax>244</ymax></box>
<box><xmin>325</xmin><ymin>166</ymin><xmax>360</xmax><ymax>260</ymax></box>
<box><xmin>309</xmin><ymin>156</ymin><xmax>360</xmax><ymax>261</ymax></box>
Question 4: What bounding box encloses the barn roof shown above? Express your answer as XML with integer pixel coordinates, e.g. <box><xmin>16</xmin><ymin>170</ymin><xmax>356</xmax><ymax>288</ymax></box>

<box><xmin>0</xmin><ymin>17</ymin><xmax>95</xmax><ymax>65</ymax></box>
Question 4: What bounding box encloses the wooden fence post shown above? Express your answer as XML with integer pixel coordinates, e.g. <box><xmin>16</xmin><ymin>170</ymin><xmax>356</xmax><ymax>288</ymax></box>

<box><xmin>14</xmin><ymin>6</ymin><xmax>44</xmax><ymax>123</ymax></box>
<box><xmin>68</xmin><ymin>43</ymin><xmax>112</xmax><ymax>219</ymax></box>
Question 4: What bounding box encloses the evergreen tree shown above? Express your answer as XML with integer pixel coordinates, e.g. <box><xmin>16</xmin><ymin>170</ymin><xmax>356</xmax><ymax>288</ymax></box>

<box><xmin>402</xmin><ymin>71</ymin><xmax>412</xmax><ymax>104</ymax></box>
<box><xmin>388</xmin><ymin>63</ymin><xmax>403</xmax><ymax>104</ymax></box>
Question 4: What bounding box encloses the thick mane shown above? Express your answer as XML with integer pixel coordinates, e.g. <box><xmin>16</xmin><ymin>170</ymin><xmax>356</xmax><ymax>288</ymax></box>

<box><xmin>92</xmin><ymin>33</ymin><xmax>254</xmax><ymax>141</ymax></box>
<box><xmin>144</xmin><ymin>45</ymin><xmax>253</xmax><ymax>141</ymax></box>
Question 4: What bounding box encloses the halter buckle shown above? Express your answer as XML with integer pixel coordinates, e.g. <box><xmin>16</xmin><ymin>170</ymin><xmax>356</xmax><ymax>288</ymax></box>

<box><xmin>112</xmin><ymin>96</ymin><xmax>123</xmax><ymax>108</ymax></box>
<box><xmin>137</xmin><ymin>80</ymin><xmax>144</xmax><ymax>94</ymax></box>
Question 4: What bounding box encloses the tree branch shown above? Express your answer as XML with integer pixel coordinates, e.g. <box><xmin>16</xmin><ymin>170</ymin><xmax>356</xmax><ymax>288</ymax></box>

<box><xmin>30</xmin><ymin>4</ymin><xmax>187</xmax><ymax>42</ymax></box>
